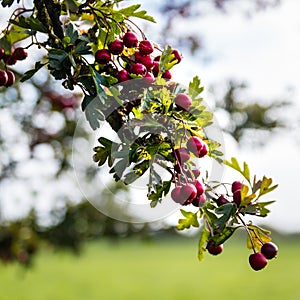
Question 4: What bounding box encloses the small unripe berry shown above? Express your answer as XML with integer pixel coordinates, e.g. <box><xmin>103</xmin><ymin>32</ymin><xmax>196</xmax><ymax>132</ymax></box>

<box><xmin>5</xmin><ymin>70</ymin><xmax>15</xmax><ymax>87</ymax></box>
<box><xmin>130</xmin><ymin>63</ymin><xmax>147</xmax><ymax>76</ymax></box>
<box><xmin>108</xmin><ymin>39</ymin><xmax>124</xmax><ymax>55</ymax></box>
<box><xmin>117</xmin><ymin>70</ymin><xmax>130</xmax><ymax>83</ymax></box>
<box><xmin>174</xmin><ymin>93</ymin><xmax>192</xmax><ymax>111</ymax></box>
<box><xmin>95</xmin><ymin>49</ymin><xmax>111</xmax><ymax>64</ymax></box>
<box><xmin>13</xmin><ymin>47</ymin><xmax>28</xmax><ymax>60</ymax></box>
<box><xmin>139</xmin><ymin>40</ymin><xmax>154</xmax><ymax>55</ymax></box>
<box><xmin>174</xmin><ymin>147</ymin><xmax>190</xmax><ymax>164</ymax></box>
<box><xmin>261</xmin><ymin>242</ymin><xmax>278</xmax><ymax>260</ymax></box>
<box><xmin>249</xmin><ymin>252</ymin><xmax>268</xmax><ymax>271</ymax></box>
<box><xmin>206</xmin><ymin>240</ymin><xmax>223</xmax><ymax>255</ymax></box>
<box><xmin>0</xmin><ymin>70</ymin><xmax>8</xmax><ymax>86</ymax></box>
<box><xmin>123</xmin><ymin>31</ymin><xmax>138</xmax><ymax>48</ymax></box>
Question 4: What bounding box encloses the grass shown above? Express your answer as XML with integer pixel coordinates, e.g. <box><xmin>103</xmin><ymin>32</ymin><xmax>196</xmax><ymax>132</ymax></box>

<box><xmin>0</xmin><ymin>236</ymin><xmax>299</xmax><ymax>300</ymax></box>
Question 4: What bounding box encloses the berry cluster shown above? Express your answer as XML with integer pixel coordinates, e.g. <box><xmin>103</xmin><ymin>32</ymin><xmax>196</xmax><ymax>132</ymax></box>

<box><xmin>216</xmin><ymin>180</ymin><xmax>243</xmax><ymax>207</ymax></box>
<box><xmin>0</xmin><ymin>47</ymin><xmax>28</xmax><ymax>87</ymax></box>
<box><xmin>94</xmin><ymin>31</ymin><xmax>182</xmax><ymax>83</ymax></box>
<box><xmin>171</xmin><ymin>136</ymin><xmax>208</xmax><ymax>207</ymax></box>
<box><xmin>249</xmin><ymin>242</ymin><xmax>278</xmax><ymax>271</ymax></box>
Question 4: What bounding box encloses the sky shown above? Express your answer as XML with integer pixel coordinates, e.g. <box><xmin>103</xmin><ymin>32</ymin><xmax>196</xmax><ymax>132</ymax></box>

<box><xmin>1</xmin><ymin>0</ymin><xmax>300</xmax><ymax>233</ymax></box>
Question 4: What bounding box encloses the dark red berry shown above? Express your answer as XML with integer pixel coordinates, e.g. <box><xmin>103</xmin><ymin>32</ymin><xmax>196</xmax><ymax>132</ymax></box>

<box><xmin>261</xmin><ymin>242</ymin><xmax>278</xmax><ymax>260</ymax></box>
<box><xmin>193</xmin><ymin>179</ymin><xmax>204</xmax><ymax>196</ymax></box>
<box><xmin>4</xmin><ymin>54</ymin><xmax>17</xmax><ymax>65</ymax></box>
<box><xmin>138</xmin><ymin>55</ymin><xmax>153</xmax><ymax>71</ymax></box>
<box><xmin>174</xmin><ymin>147</ymin><xmax>190</xmax><ymax>164</ymax></box>
<box><xmin>154</xmin><ymin>55</ymin><xmax>161</xmax><ymax>62</ymax></box>
<box><xmin>181</xmin><ymin>183</ymin><xmax>197</xmax><ymax>202</ymax></box>
<box><xmin>171</xmin><ymin>186</ymin><xmax>185</xmax><ymax>204</ymax></box>
<box><xmin>187</xmin><ymin>136</ymin><xmax>204</xmax><ymax>157</ymax></box>
<box><xmin>192</xmin><ymin>169</ymin><xmax>201</xmax><ymax>178</ymax></box>
<box><xmin>249</xmin><ymin>252</ymin><xmax>268</xmax><ymax>271</ymax></box>
<box><xmin>233</xmin><ymin>189</ymin><xmax>241</xmax><ymax>207</ymax></box>
<box><xmin>174</xmin><ymin>93</ymin><xmax>192</xmax><ymax>111</ymax></box>
<box><xmin>108</xmin><ymin>39</ymin><xmax>124</xmax><ymax>55</ymax></box>
<box><xmin>139</xmin><ymin>40</ymin><xmax>154</xmax><ymax>55</ymax></box>
<box><xmin>232</xmin><ymin>181</ymin><xmax>243</xmax><ymax>193</ymax></box>
<box><xmin>172</xmin><ymin>49</ymin><xmax>182</xmax><ymax>63</ymax></box>
<box><xmin>117</xmin><ymin>70</ymin><xmax>130</xmax><ymax>83</ymax></box>
<box><xmin>0</xmin><ymin>70</ymin><xmax>8</xmax><ymax>86</ymax></box>
<box><xmin>162</xmin><ymin>70</ymin><xmax>172</xmax><ymax>80</ymax></box>
<box><xmin>152</xmin><ymin>61</ymin><xmax>159</xmax><ymax>77</ymax></box>
<box><xmin>13</xmin><ymin>47</ymin><xmax>28</xmax><ymax>60</ymax></box>
<box><xmin>192</xmin><ymin>195</ymin><xmax>206</xmax><ymax>207</ymax></box>
<box><xmin>123</xmin><ymin>31</ymin><xmax>138</xmax><ymax>48</ymax></box>
<box><xmin>0</xmin><ymin>48</ymin><xmax>5</xmax><ymax>60</ymax></box>
<box><xmin>216</xmin><ymin>195</ymin><xmax>230</xmax><ymax>206</ymax></box>
<box><xmin>5</xmin><ymin>70</ymin><xmax>15</xmax><ymax>87</ymax></box>
<box><xmin>206</xmin><ymin>240</ymin><xmax>223</xmax><ymax>255</ymax></box>
<box><xmin>130</xmin><ymin>63</ymin><xmax>147</xmax><ymax>76</ymax></box>
<box><xmin>95</xmin><ymin>49</ymin><xmax>111</xmax><ymax>64</ymax></box>
<box><xmin>198</xmin><ymin>142</ymin><xmax>208</xmax><ymax>158</ymax></box>
<box><xmin>143</xmin><ymin>72</ymin><xmax>155</xmax><ymax>84</ymax></box>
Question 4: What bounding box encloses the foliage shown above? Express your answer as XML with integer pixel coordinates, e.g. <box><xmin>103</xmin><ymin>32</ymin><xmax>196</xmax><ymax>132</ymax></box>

<box><xmin>0</xmin><ymin>0</ymin><xmax>280</xmax><ymax>269</ymax></box>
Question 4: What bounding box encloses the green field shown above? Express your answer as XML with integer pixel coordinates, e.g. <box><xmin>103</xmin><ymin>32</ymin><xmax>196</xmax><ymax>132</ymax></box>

<box><xmin>0</xmin><ymin>236</ymin><xmax>299</xmax><ymax>300</ymax></box>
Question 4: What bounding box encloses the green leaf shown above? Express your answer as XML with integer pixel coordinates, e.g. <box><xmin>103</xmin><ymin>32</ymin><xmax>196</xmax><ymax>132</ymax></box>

<box><xmin>257</xmin><ymin>200</ymin><xmax>276</xmax><ymax>217</ymax></box>
<box><xmin>117</xmin><ymin>4</ymin><xmax>155</xmax><ymax>22</ymax></box>
<box><xmin>93</xmin><ymin>147</ymin><xmax>108</xmax><ymax>166</ymax></box>
<box><xmin>258</xmin><ymin>176</ymin><xmax>278</xmax><ymax>197</ymax></box>
<box><xmin>177</xmin><ymin>209</ymin><xmax>199</xmax><ymax>231</ymax></box>
<box><xmin>214</xmin><ymin>203</ymin><xmax>237</xmax><ymax>232</ymax></box>
<box><xmin>159</xmin><ymin>46</ymin><xmax>177</xmax><ymax>72</ymax></box>
<box><xmin>21</xmin><ymin>62</ymin><xmax>46</xmax><ymax>82</ymax></box>
<box><xmin>10</xmin><ymin>16</ymin><xmax>47</xmax><ymax>33</ymax></box>
<box><xmin>1</xmin><ymin>0</ymin><xmax>20</xmax><ymax>8</ymax></box>
<box><xmin>188</xmin><ymin>76</ymin><xmax>204</xmax><ymax>101</ymax></box>
<box><xmin>75</xmin><ymin>41</ymin><xmax>91</xmax><ymax>55</ymax></box>
<box><xmin>247</xmin><ymin>225</ymin><xmax>272</xmax><ymax>250</ymax></box>
<box><xmin>243</xmin><ymin>162</ymin><xmax>250</xmax><ymax>182</ymax></box>
<box><xmin>198</xmin><ymin>224</ymin><xmax>210</xmax><ymax>261</ymax></box>
<box><xmin>224</xmin><ymin>157</ymin><xmax>242</xmax><ymax>172</ymax></box>
<box><xmin>212</xmin><ymin>227</ymin><xmax>238</xmax><ymax>246</ymax></box>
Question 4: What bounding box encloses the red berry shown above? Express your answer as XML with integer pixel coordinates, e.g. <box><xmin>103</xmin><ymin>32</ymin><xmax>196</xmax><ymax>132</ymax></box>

<box><xmin>152</xmin><ymin>61</ymin><xmax>159</xmax><ymax>77</ymax></box>
<box><xmin>162</xmin><ymin>70</ymin><xmax>172</xmax><ymax>80</ymax></box>
<box><xmin>181</xmin><ymin>183</ymin><xmax>197</xmax><ymax>202</ymax></box>
<box><xmin>0</xmin><ymin>48</ymin><xmax>5</xmax><ymax>60</ymax></box>
<box><xmin>13</xmin><ymin>47</ymin><xmax>28</xmax><ymax>60</ymax></box>
<box><xmin>0</xmin><ymin>70</ymin><xmax>8</xmax><ymax>86</ymax></box>
<box><xmin>139</xmin><ymin>40</ymin><xmax>154</xmax><ymax>55</ymax></box>
<box><xmin>95</xmin><ymin>49</ymin><xmax>111</xmax><ymax>64</ymax></box>
<box><xmin>216</xmin><ymin>195</ymin><xmax>230</xmax><ymax>206</ymax></box>
<box><xmin>206</xmin><ymin>240</ymin><xmax>223</xmax><ymax>255</ymax></box>
<box><xmin>130</xmin><ymin>63</ymin><xmax>147</xmax><ymax>76</ymax></box>
<box><xmin>117</xmin><ymin>70</ymin><xmax>130</xmax><ymax>83</ymax></box>
<box><xmin>154</xmin><ymin>55</ymin><xmax>161</xmax><ymax>62</ymax></box>
<box><xmin>174</xmin><ymin>93</ymin><xmax>192</xmax><ymax>111</ymax></box>
<box><xmin>187</xmin><ymin>136</ymin><xmax>203</xmax><ymax>157</ymax></box>
<box><xmin>261</xmin><ymin>242</ymin><xmax>278</xmax><ymax>260</ymax></box>
<box><xmin>172</xmin><ymin>49</ymin><xmax>182</xmax><ymax>63</ymax></box>
<box><xmin>249</xmin><ymin>252</ymin><xmax>268</xmax><ymax>271</ymax></box>
<box><xmin>192</xmin><ymin>194</ymin><xmax>206</xmax><ymax>207</ymax></box>
<box><xmin>233</xmin><ymin>189</ymin><xmax>241</xmax><ymax>207</ymax></box>
<box><xmin>232</xmin><ymin>181</ymin><xmax>243</xmax><ymax>193</ymax></box>
<box><xmin>198</xmin><ymin>142</ymin><xmax>208</xmax><ymax>158</ymax></box>
<box><xmin>5</xmin><ymin>70</ymin><xmax>15</xmax><ymax>87</ymax></box>
<box><xmin>174</xmin><ymin>147</ymin><xmax>190</xmax><ymax>164</ymax></box>
<box><xmin>123</xmin><ymin>31</ymin><xmax>138</xmax><ymax>48</ymax></box>
<box><xmin>108</xmin><ymin>39</ymin><xmax>124</xmax><ymax>55</ymax></box>
<box><xmin>171</xmin><ymin>186</ymin><xmax>185</xmax><ymax>204</ymax></box>
<box><xmin>138</xmin><ymin>55</ymin><xmax>153</xmax><ymax>71</ymax></box>
<box><xmin>193</xmin><ymin>179</ymin><xmax>204</xmax><ymax>196</ymax></box>
<box><xmin>4</xmin><ymin>54</ymin><xmax>17</xmax><ymax>65</ymax></box>
<box><xmin>192</xmin><ymin>169</ymin><xmax>201</xmax><ymax>178</ymax></box>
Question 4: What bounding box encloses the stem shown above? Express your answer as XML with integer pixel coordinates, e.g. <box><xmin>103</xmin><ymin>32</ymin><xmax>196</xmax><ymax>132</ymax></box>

<box><xmin>237</xmin><ymin>214</ymin><xmax>256</xmax><ymax>253</ymax></box>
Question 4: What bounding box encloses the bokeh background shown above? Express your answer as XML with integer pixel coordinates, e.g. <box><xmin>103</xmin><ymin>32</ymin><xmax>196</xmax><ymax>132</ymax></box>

<box><xmin>0</xmin><ymin>0</ymin><xmax>299</xmax><ymax>299</ymax></box>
